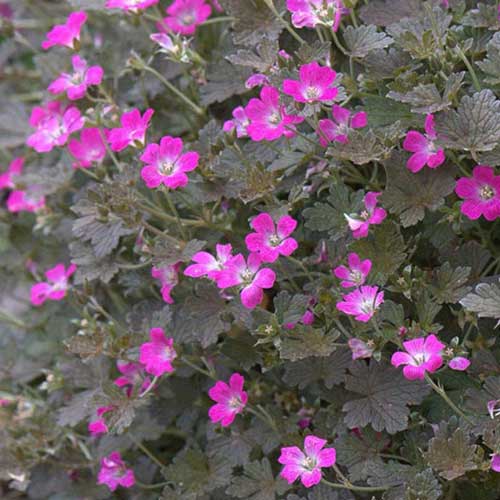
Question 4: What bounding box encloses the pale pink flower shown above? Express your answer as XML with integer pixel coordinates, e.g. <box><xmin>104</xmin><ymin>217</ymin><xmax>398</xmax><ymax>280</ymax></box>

<box><xmin>68</xmin><ymin>128</ymin><xmax>107</xmax><ymax>169</ymax></box>
<box><xmin>245</xmin><ymin>74</ymin><xmax>270</xmax><ymax>89</ymax></box>
<box><xmin>140</xmin><ymin>136</ymin><xmax>199</xmax><ymax>189</ymax></box>
<box><xmin>150</xmin><ymin>33</ymin><xmax>191</xmax><ymax>62</ymax></box>
<box><xmin>391</xmin><ymin>334</ymin><xmax>445</xmax><ymax>380</ymax></box>
<box><xmin>208</xmin><ymin>373</ymin><xmax>247</xmax><ymax>427</ymax></box>
<box><xmin>0</xmin><ymin>157</ymin><xmax>23</xmax><ymax>189</ymax></box>
<box><xmin>278</xmin><ymin>435</ymin><xmax>336</xmax><ymax>488</ymax></box>
<box><xmin>286</xmin><ymin>0</ymin><xmax>344</xmax><ymax>31</ymax></box>
<box><xmin>217</xmin><ymin>253</ymin><xmax>275</xmax><ymax>309</ymax></box>
<box><xmin>105</xmin><ymin>0</ymin><xmax>159</xmax><ymax>11</ymax></box>
<box><xmin>223</xmin><ymin>106</ymin><xmax>250</xmax><ymax>137</ymax></box>
<box><xmin>336</xmin><ymin>285</ymin><xmax>384</xmax><ymax>323</ymax></box>
<box><xmin>97</xmin><ymin>452</ymin><xmax>135</xmax><ymax>492</ymax></box>
<box><xmin>245</xmin><ymin>213</ymin><xmax>298</xmax><ymax>263</ymax></box>
<box><xmin>283</xmin><ymin>62</ymin><xmax>338</xmax><ymax>104</ymax></box>
<box><xmin>318</xmin><ymin>105</ymin><xmax>367</xmax><ymax>146</ymax></box>
<box><xmin>455</xmin><ymin>165</ymin><xmax>500</xmax><ymax>221</ymax></box>
<box><xmin>30</xmin><ymin>263</ymin><xmax>76</xmax><ymax>306</ymax></box>
<box><xmin>108</xmin><ymin>108</ymin><xmax>154</xmax><ymax>152</ymax></box>
<box><xmin>488</xmin><ymin>400</ymin><xmax>500</xmax><ymax>419</ymax></box>
<box><xmin>184</xmin><ymin>243</ymin><xmax>233</xmax><ymax>280</ymax></box>
<box><xmin>161</xmin><ymin>0</ymin><xmax>211</xmax><ymax>35</ymax></box>
<box><xmin>152</xmin><ymin>264</ymin><xmax>179</xmax><ymax>304</ymax></box>
<box><xmin>345</xmin><ymin>192</ymin><xmax>386</xmax><ymax>239</ymax></box>
<box><xmin>348</xmin><ymin>338</ymin><xmax>374</xmax><ymax>360</ymax></box>
<box><xmin>448</xmin><ymin>356</ymin><xmax>470</xmax><ymax>371</ymax></box>
<box><xmin>41</xmin><ymin>11</ymin><xmax>87</xmax><ymax>50</ymax></box>
<box><xmin>48</xmin><ymin>55</ymin><xmax>103</xmax><ymax>101</ymax></box>
<box><xmin>7</xmin><ymin>190</ymin><xmax>45</xmax><ymax>213</ymax></box>
<box><xmin>245</xmin><ymin>86</ymin><xmax>304</xmax><ymax>142</ymax></box>
<box><xmin>209</xmin><ymin>0</ymin><xmax>223</xmax><ymax>12</ymax></box>
<box><xmin>278</xmin><ymin>49</ymin><xmax>292</xmax><ymax>60</ymax></box>
<box><xmin>491</xmin><ymin>454</ymin><xmax>500</xmax><ymax>472</ymax></box>
<box><xmin>403</xmin><ymin>114</ymin><xmax>445</xmax><ymax>173</ymax></box>
<box><xmin>88</xmin><ymin>406</ymin><xmax>114</xmax><ymax>436</ymax></box>
<box><xmin>333</xmin><ymin>252</ymin><xmax>371</xmax><ymax>288</ymax></box>
<box><xmin>441</xmin><ymin>0</ymin><xmax>449</xmax><ymax>8</ymax></box>
<box><xmin>27</xmin><ymin>101</ymin><xmax>84</xmax><ymax>153</ymax></box>
<box><xmin>139</xmin><ymin>327</ymin><xmax>177</xmax><ymax>376</ymax></box>
<box><xmin>150</xmin><ymin>32</ymin><xmax>176</xmax><ymax>52</ymax></box>
<box><xmin>114</xmin><ymin>361</ymin><xmax>151</xmax><ymax>396</ymax></box>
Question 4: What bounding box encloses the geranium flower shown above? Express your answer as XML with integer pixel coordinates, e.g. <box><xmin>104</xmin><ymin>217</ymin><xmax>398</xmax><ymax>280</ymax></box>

<box><xmin>491</xmin><ymin>454</ymin><xmax>500</xmax><ymax>472</ymax></box>
<box><xmin>284</xmin><ymin>309</ymin><xmax>315</xmax><ymax>330</ymax></box>
<box><xmin>0</xmin><ymin>157</ymin><xmax>23</xmax><ymax>189</ymax></box>
<box><xmin>216</xmin><ymin>253</ymin><xmax>276</xmax><ymax>309</ymax></box>
<box><xmin>448</xmin><ymin>356</ymin><xmax>471</xmax><ymax>371</ymax></box>
<box><xmin>286</xmin><ymin>0</ymin><xmax>344</xmax><ymax>31</ymax></box>
<box><xmin>161</xmin><ymin>0</ymin><xmax>211</xmax><ymax>35</ymax></box>
<box><xmin>403</xmin><ymin>114</ymin><xmax>445</xmax><ymax>173</ymax></box>
<box><xmin>245</xmin><ymin>213</ymin><xmax>298</xmax><ymax>263</ymax></box>
<box><xmin>114</xmin><ymin>361</ymin><xmax>151</xmax><ymax>396</ymax></box>
<box><xmin>88</xmin><ymin>406</ymin><xmax>114</xmax><ymax>436</ymax></box>
<box><xmin>336</xmin><ymin>285</ymin><xmax>384</xmax><ymax>323</ymax></box>
<box><xmin>318</xmin><ymin>105</ymin><xmax>367</xmax><ymax>146</ymax></box>
<box><xmin>184</xmin><ymin>243</ymin><xmax>233</xmax><ymax>280</ymax></box>
<box><xmin>139</xmin><ymin>327</ymin><xmax>177</xmax><ymax>376</ymax></box>
<box><xmin>223</xmin><ymin>106</ymin><xmax>250</xmax><ymax>138</ymax></box>
<box><xmin>283</xmin><ymin>61</ymin><xmax>338</xmax><ymax>104</ymax></box>
<box><xmin>208</xmin><ymin>373</ymin><xmax>247</xmax><ymax>427</ymax></box>
<box><xmin>344</xmin><ymin>192</ymin><xmax>386</xmax><ymax>239</ymax></box>
<box><xmin>68</xmin><ymin>128</ymin><xmax>107</xmax><ymax>169</ymax></box>
<box><xmin>245</xmin><ymin>86</ymin><xmax>304</xmax><ymax>142</ymax></box>
<box><xmin>27</xmin><ymin>101</ymin><xmax>84</xmax><ymax>153</ymax></box>
<box><xmin>105</xmin><ymin>0</ymin><xmax>159</xmax><ymax>12</ymax></box>
<box><xmin>108</xmin><ymin>108</ymin><xmax>154</xmax><ymax>152</ymax></box>
<box><xmin>97</xmin><ymin>452</ymin><xmax>135</xmax><ymax>492</ymax></box>
<box><xmin>391</xmin><ymin>334</ymin><xmax>445</xmax><ymax>380</ymax></box>
<box><xmin>30</xmin><ymin>263</ymin><xmax>76</xmax><ymax>306</ymax></box>
<box><xmin>488</xmin><ymin>400</ymin><xmax>500</xmax><ymax>419</ymax></box>
<box><xmin>455</xmin><ymin>165</ymin><xmax>500</xmax><ymax>221</ymax></box>
<box><xmin>333</xmin><ymin>252</ymin><xmax>371</xmax><ymax>288</ymax></box>
<box><xmin>245</xmin><ymin>74</ymin><xmax>270</xmax><ymax>89</ymax></box>
<box><xmin>41</xmin><ymin>11</ymin><xmax>87</xmax><ymax>50</ymax></box>
<box><xmin>152</xmin><ymin>264</ymin><xmax>179</xmax><ymax>304</ymax></box>
<box><xmin>150</xmin><ymin>33</ymin><xmax>190</xmax><ymax>62</ymax></box>
<box><xmin>48</xmin><ymin>55</ymin><xmax>103</xmax><ymax>101</ymax></box>
<box><xmin>140</xmin><ymin>135</ymin><xmax>199</xmax><ymax>189</ymax></box>
<box><xmin>348</xmin><ymin>338</ymin><xmax>374</xmax><ymax>360</ymax></box>
<box><xmin>278</xmin><ymin>435</ymin><xmax>336</xmax><ymax>488</ymax></box>
<box><xmin>6</xmin><ymin>190</ymin><xmax>46</xmax><ymax>213</ymax></box>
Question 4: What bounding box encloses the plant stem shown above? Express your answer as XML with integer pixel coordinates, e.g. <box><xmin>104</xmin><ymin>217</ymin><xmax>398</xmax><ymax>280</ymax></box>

<box><xmin>140</xmin><ymin>375</ymin><xmax>159</xmax><ymax>398</ymax></box>
<box><xmin>163</xmin><ymin>189</ymin><xmax>187</xmax><ymax>240</ymax></box>
<box><xmin>181</xmin><ymin>356</ymin><xmax>216</xmax><ymax>379</ymax></box>
<box><xmin>129</xmin><ymin>435</ymin><xmax>166</xmax><ymax>469</ymax></box>
<box><xmin>455</xmin><ymin>45</ymin><xmax>481</xmax><ymax>92</ymax></box>
<box><xmin>286</xmin><ymin>256</ymin><xmax>314</xmax><ymax>283</ymax></box>
<box><xmin>135</xmin><ymin>479</ymin><xmax>170</xmax><ymax>490</ymax></box>
<box><xmin>331</xmin><ymin>30</ymin><xmax>348</xmax><ymax>56</ymax></box>
<box><xmin>277</xmin><ymin>261</ymin><xmax>301</xmax><ymax>292</ymax></box>
<box><xmin>321</xmin><ymin>478</ymin><xmax>391</xmax><ymax>492</ymax></box>
<box><xmin>246</xmin><ymin>405</ymin><xmax>278</xmax><ymax>433</ymax></box>
<box><xmin>200</xmin><ymin>16</ymin><xmax>235</xmax><ymax>26</ymax></box>
<box><xmin>263</xmin><ymin>0</ymin><xmax>306</xmax><ymax>45</ymax></box>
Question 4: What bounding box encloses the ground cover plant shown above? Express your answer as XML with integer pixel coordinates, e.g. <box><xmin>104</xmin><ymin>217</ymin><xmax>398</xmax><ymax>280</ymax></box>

<box><xmin>1</xmin><ymin>0</ymin><xmax>500</xmax><ymax>498</ymax></box>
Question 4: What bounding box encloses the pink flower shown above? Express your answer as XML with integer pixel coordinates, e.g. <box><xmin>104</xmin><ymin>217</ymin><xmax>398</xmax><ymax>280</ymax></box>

<box><xmin>161</xmin><ymin>0</ymin><xmax>211</xmax><ymax>35</ymax></box>
<box><xmin>455</xmin><ymin>165</ymin><xmax>500</xmax><ymax>221</ymax></box>
<box><xmin>488</xmin><ymin>399</ymin><xmax>500</xmax><ymax>419</ymax></box>
<box><xmin>223</xmin><ymin>106</ymin><xmax>250</xmax><ymax>138</ymax></box>
<box><xmin>97</xmin><ymin>452</ymin><xmax>135</xmax><ymax>492</ymax></box>
<box><xmin>245</xmin><ymin>213</ymin><xmax>298</xmax><ymax>263</ymax></box>
<box><xmin>217</xmin><ymin>253</ymin><xmax>276</xmax><ymax>309</ymax></box>
<box><xmin>391</xmin><ymin>334</ymin><xmax>445</xmax><ymax>380</ymax></box>
<box><xmin>7</xmin><ymin>190</ymin><xmax>45</xmax><ymax>213</ymax></box>
<box><xmin>448</xmin><ymin>356</ymin><xmax>470</xmax><ymax>371</ymax></box>
<box><xmin>491</xmin><ymin>454</ymin><xmax>500</xmax><ymax>473</ymax></box>
<box><xmin>441</xmin><ymin>0</ymin><xmax>449</xmax><ymax>7</ymax></box>
<box><xmin>88</xmin><ymin>406</ymin><xmax>114</xmax><ymax>436</ymax></box>
<box><xmin>106</xmin><ymin>0</ymin><xmax>159</xmax><ymax>11</ymax></box>
<box><xmin>68</xmin><ymin>128</ymin><xmax>107</xmax><ymax>169</ymax></box>
<box><xmin>108</xmin><ymin>108</ymin><xmax>154</xmax><ymax>152</ymax></box>
<box><xmin>48</xmin><ymin>55</ymin><xmax>103</xmax><ymax>101</ymax></box>
<box><xmin>348</xmin><ymin>338</ymin><xmax>374</xmax><ymax>360</ymax></box>
<box><xmin>41</xmin><ymin>11</ymin><xmax>87</xmax><ymax>50</ymax></box>
<box><xmin>333</xmin><ymin>252</ymin><xmax>371</xmax><ymax>288</ymax></box>
<box><xmin>245</xmin><ymin>74</ymin><xmax>270</xmax><ymax>89</ymax></box>
<box><xmin>184</xmin><ymin>243</ymin><xmax>233</xmax><ymax>280</ymax></box>
<box><xmin>0</xmin><ymin>157</ymin><xmax>23</xmax><ymax>189</ymax></box>
<box><xmin>210</xmin><ymin>0</ymin><xmax>223</xmax><ymax>12</ymax></box>
<box><xmin>140</xmin><ymin>136</ymin><xmax>199</xmax><ymax>189</ymax></box>
<box><xmin>286</xmin><ymin>0</ymin><xmax>344</xmax><ymax>31</ymax></box>
<box><xmin>30</xmin><ymin>263</ymin><xmax>76</xmax><ymax>306</ymax></box>
<box><xmin>245</xmin><ymin>86</ymin><xmax>304</xmax><ymax>142</ymax></box>
<box><xmin>278</xmin><ymin>435</ymin><xmax>336</xmax><ymax>488</ymax></box>
<box><xmin>403</xmin><ymin>114</ymin><xmax>445</xmax><ymax>173</ymax></box>
<box><xmin>208</xmin><ymin>373</ymin><xmax>247</xmax><ymax>427</ymax></box>
<box><xmin>345</xmin><ymin>192</ymin><xmax>386</xmax><ymax>239</ymax></box>
<box><xmin>114</xmin><ymin>361</ymin><xmax>151</xmax><ymax>396</ymax></box>
<box><xmin>318</xmin><ymin>105</ymin><xmax>367</xmax><ymax>146</ymax></box>
<box><xmin>152</xmin><ymin>264</ymin><xmax>179</xmax><ymax>304</ymax></box>
<box><xmin>27</xmin><ymin>101</ymin><xmax>84</xmax><ymax>153</ymax></box>
<box><xmin>139</xmin><ymin>327</ymin><xmax>177</xmax><ymax>376</ymax></box>
<box><xmin>284</xmin><ymin>309</ymin><xmax>315</xmax><ymax>330</ymax></box>
<box><xmin>283</xmin><ymin>62</ymin><xmax>338</xmax><ymax>104</ymax></box>
<box><xmin>336</xmin><ymin>285</ymin><xmax>384</xmax><ymax>323</ymax></box>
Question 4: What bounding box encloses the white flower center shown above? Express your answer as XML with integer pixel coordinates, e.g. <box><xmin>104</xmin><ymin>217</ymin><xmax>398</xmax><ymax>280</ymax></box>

<box><xmin>181</xmin><ymin>12</ymin><xmax>195</xmax><ymax>25</ymax></box>
<box><xmin>302</xmin><ymin>455</ymin><xmax>317</xmax><ymax>471</ymax></box>
<box><xmin>228</xmin><ymin>395</ymin><xmax>242</xmax><ymax>409</ymax></box>
<box><xmin>305</xmin><ymin>86</ymin><xmax>321</xmax><ymax>99</ymax></box>
<box><xmin>350</xmin><ymin>270</ymin><xmax>363</xmax><ymax>284</ymax></box>
<box><xmin>480</xmin><ymin>185</ymin><xmax>494</xmax><ymax>200</ymax></box>
<box><xmin>411</xmin><ymin>352</ymin><xmax>428</xmax><ymax>366</ymax></box>
<box><xmin>160</xmin><ymin>160</ymin><xmax>175</xmax><ymax>176</ymax></box>
<box><xmin>268</xmin><ymin>234</ymin><xmax>281</xmax><ymax>247</ymax></box>
<box><xmin>360</xmin><ymin>299</ymin><xmax>374</xmax><ymax>314</ymax></box>
<box><xmin>268</xmin><ymin>112</ymin><xmax>281</xmax><ymax>126</ymax></box>
<box><xmin>360</xmin><ymin>210</ymin><xmax>369</xmax><ymax>220</ymax></box>
<box><xmin>240</xmin><ymin>268</ymin><xmax>254</xmax><ymax>285</ymax></box>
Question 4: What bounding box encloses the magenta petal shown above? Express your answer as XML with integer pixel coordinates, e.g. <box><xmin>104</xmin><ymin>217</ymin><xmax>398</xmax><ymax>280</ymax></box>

<box><xmin>304</xmin><ymin>435</ymin><xmax>326</xmax><ymax>456</ymax></box>
<box><xmin>403</xmin><ymin>131</ymin><xmax>427</xmax><ymax>153</ymax></box>
<box><xmin>402</xmin><ymin>365</ymin><xmax>426</xmax><ymax>380</ymax></box>
<box><xmin>391</xmin><ymin>351</ymin><xmax>412</xmax><ymax>367</ymax></box>
<box><xmin>276</xmin><ymin>215</ymin><xmax>297</xmax><ymax>238</ymax></box>
<box><xmin>318</xmin><ymin>448</ymin><xmax>336</xmax><ymax>467</ymax></box>
<box><xmin>253</xmin><ymin>268</ymin><xmax>276</xmax><ymax>289</ymax></box>
<box><xmin>407</xmin><ymin>152</ymin><xmax>429</xmax><ymax>173</ymax></box>
<box><xmin>251</xmin><ymin>213</ymin><xmax>275</xmax><ymax>234</ymax></box>
<box><xmin>301</xmin><ymin>469</ymin><xmax>322</xmax><ymax>488</ymax></box>
<box><xmin>240</xmin><ymin>284</ymin><xmax>264</xmax><ymax>309</ymax></box>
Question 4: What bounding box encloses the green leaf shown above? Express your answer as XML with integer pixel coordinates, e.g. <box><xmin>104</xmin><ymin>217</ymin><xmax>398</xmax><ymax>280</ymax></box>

<box><xmin>287</xmin><ymin>483</ymin><xmax>355</xmax><ymax>499</ymax></box>
<box><xmin>404</xmin><ymin>469</ymin><xmax>442</xmax><ymax>500</ymax></box>
<box><xmin>430</xmin><ymin>263</ymin><xmax>471</xmax><ymax>304</ymax></box>
<box><xmin>56</xmin><ymin>389</ymin><xmax>97</xmax><ymax>427</ymax></box>
<box><xmin>207</xmin><ymin>425</ymin><xmax>253</xmax><ymax>466</ymax></box>
<box><xmin>434</xmin><ymin>90</ymin><xmax>500</xmax><ymax>157</ymax></box>
<box><xmin>380</xmin><ymin>152</ymin><xmax>456</xmax><ymax>227</ymax></box>
<box><xmin>462</xmin><ymin>3</ymin><xmax>500</xmax><ymax>30</ymax></box>
<box><xmin>68</xmin><ymin>0</ymin><xmax>106</xmax><ymax>8</ymax></box>
<box><xmin>0</xmin><ymin>103</ymin><xmax>31</xmax><ymax>149</ymax></box>
<box><xmin>273</xmin><ymin>291</ymin><xmax>310</xmax><ymax>326</ymax></box>
<box><xmin>227</xmin><ymin>39</ymin><xmax>279</xmax><ymax>72</ymax></box>
<box><xmin>226</xmin><ymin>458</ymin><xmax>289</xmax><ymax>500</ymax></box>
<box><xmin>279</xmin><ymin>328</ymin><xmax>340</xmax><ymax>361</ymax></box>
<box><xmin>283</xmin><ymin>349</ymin><xmax>352</xmax><ymax>389</ymax></box>
<box><xmin>460</xmin><ymin>279</ymin><xmax>500</xmax><ymax>323</ymax></box>
<box><xmin>476</xmin><ymin>32</ymin><xmax>500</xmax><ymax>84</ymax></box>
<box><xmin>359</xmin><ymin>0</ymin><xmax>421</xmax><ymax>27</ymax></box>
<box><xmin>152</xmin><ymin>239</ymin><xmax>206</xmax><ymax>267</ymax></box>
<box><xmin>69</xmin><ymin>240</ymin><xmax>120</xmax><ymax>284</ymax></box>
<box><xmin>342</xmin><ymin>361</ymin><xmax>430</xmax><ymax>434</ymax></box>
<box><xmin>344</xmin><ymin>25</ymin><xmax>393</xmax><ymax>58</ymax></box>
